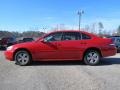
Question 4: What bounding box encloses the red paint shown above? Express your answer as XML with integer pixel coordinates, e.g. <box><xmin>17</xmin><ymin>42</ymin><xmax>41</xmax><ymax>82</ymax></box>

<box><xmin>4</xmin><ymin>30</ymin><xmax>117</xmax><ymax>61</ymax></box>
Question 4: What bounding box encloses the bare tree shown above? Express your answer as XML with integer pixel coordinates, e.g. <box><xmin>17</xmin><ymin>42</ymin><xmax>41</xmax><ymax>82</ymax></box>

<box><xmin>98</xmin><ymin>22</ymin><xmax>104</xmax><ymax>35</ymax></box>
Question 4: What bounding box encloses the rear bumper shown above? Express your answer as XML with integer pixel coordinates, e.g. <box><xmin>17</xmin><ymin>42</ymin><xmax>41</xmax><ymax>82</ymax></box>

<box><xmin>4</xmin><ymin>50</ymin><xmax>14</xmax><ymax>61</ymax></box>
<box><xmin>101</xmin><ymin>47</ymin><xmax>117</xmax><ymax>57</ymax></box>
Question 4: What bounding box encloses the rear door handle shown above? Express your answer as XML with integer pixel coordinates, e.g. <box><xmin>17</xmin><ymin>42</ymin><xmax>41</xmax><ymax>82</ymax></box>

<box><xmin>80</xmin><ymin>42</ymin><xmax>87</xmax><ymax>44</ymax></box>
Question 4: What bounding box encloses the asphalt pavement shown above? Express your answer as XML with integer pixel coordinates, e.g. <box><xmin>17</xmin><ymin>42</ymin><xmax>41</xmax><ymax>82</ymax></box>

<box><xmin>0</xmin><ymin>51</ymin><xmax>120</xmax><ymax>90</ymax></box>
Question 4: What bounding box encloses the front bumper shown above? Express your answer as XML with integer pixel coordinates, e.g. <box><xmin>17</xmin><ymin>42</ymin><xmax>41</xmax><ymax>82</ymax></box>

<box><xmin>4</xmin><ymin>50</ymin><xmax>14</xmax><ymax>61</ymax></box>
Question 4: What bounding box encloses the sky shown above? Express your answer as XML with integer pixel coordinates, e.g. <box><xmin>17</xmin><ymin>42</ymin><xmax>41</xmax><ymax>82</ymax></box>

<box><xmin>0</xmin><ymin>0</ymin><xmax>120</xmax><ymax>32</ymax></box>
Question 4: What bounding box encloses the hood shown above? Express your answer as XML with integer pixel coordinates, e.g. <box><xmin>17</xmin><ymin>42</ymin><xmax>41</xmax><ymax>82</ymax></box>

<box><xmin>13</xmin><ymin>41</ymin><xmax>37</xmax><ymax>48</ymax></box>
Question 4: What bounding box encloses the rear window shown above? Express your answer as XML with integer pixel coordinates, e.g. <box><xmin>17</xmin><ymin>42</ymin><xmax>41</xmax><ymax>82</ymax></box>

<box><xmin>81</xmin><ymin>33</ymin><xmax>91</xmax><ymax>40</ymax></box>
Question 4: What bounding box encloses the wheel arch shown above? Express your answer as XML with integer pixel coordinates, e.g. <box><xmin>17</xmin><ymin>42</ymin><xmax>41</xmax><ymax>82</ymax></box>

<box><xmin>83</xmin><ymin>47</ymin><xmax>102</xmax><ymax>60</ymax></box>
<box><xmin>13</xmin><ymin>48</ymin><xmax>32</xmax><ymax>61</ymax></box>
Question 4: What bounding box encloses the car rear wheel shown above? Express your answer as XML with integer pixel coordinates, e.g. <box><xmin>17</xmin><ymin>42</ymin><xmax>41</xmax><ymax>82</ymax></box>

<box><xmin>84</xmin><ymin>50</ymin><xmax>100</xmax><ymax>65</ymax></box>
<box><xmin>14</xmin><ymin>50</ymin><xmax>31</xmax><ymax>66</ymax></box>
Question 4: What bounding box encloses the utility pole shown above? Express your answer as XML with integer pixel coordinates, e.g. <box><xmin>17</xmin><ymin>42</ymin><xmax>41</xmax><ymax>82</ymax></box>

<box><xmin>78</xmin><ymin>10</ymin><xmax>84</xmax><ymax>31</ymax></box>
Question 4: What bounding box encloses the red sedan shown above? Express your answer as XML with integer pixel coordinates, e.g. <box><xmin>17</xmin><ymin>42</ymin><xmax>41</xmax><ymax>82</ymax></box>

<box><xmin>4</xmin><ymin>30</ymin><xmax>117</xmax><ymax>66</ymax></box>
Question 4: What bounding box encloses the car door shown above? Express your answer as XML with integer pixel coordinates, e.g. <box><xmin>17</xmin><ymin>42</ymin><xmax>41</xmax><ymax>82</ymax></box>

<box><xmin>35</xmin><ymin>32</ymin><xmax>63</xmax><ymax>60</ymax></box>
<box><xmin>56</xmin><ymin>32</ymin><xmax>92</xmax><ymax>60</ymax></box>
<box><xmin>55</xmin><ymin>32</ymin><xmax>83</xmax><ymax>60</ymax></box>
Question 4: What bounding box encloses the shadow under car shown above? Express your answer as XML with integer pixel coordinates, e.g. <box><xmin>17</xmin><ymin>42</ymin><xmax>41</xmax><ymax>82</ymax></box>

<box><xmin>25</xmin><ymin>57</ymin><xmax>120</xmax><ymax>66</ymax></box>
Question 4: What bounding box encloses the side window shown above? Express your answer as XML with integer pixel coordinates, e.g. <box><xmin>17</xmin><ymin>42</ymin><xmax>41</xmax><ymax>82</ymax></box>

<box><xmin>44</xmin><ymin>32</ymin><xmax>62</xmax><ymax>42</ymax></box>
<box><xmin>63</xmin><ymin>32</ymin><xmax>81</xmax><ymax>41</ymax></box>
<box><xmin>81</xmin><ymin>33</ymin><xmax>91</xmax><ymax>40</ymax></box>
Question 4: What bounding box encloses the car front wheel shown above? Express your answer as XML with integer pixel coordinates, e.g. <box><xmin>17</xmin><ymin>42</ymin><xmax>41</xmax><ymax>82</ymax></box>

<box><xmin>14</xmin><ymin>50</ymin><xmax>31</xmax><ymax>66</ymax></box>
<box><xmin>84</xmin><ymin>50</ymin><xmax>100</xmax><ymax>66</ymax></box>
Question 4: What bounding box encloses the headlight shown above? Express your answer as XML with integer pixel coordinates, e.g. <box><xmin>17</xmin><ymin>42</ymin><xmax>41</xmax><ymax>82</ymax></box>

<box><xmin>7</xmin><ymin>46</ymin><xmax>13</xmax><ymax>50</ymax></box>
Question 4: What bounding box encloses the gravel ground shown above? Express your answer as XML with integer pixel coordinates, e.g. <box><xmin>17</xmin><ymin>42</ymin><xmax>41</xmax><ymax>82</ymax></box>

<box><xmin>0</xmin><ymin>51</ymin><xmax>120</xmax><ymax>90</ymax></box>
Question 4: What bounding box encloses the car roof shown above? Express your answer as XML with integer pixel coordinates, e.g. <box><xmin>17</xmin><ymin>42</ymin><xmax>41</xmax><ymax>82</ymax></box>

<box><xmin>51</xmin><ymin>30</ymin><xmax>87</xmax><ymax>33</ymax></box>
<box><xmin>49</xmin><ymin>30</ymin><xmax>99</xmax><ymax>37</ymax></box>
<box><xmin>37</xmin><ymin>30</ymin><xmax>99</xmax><ymax>41</ymax></box>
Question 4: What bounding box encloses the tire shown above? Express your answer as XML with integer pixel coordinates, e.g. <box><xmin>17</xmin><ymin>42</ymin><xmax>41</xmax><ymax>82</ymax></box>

<box><xmin>14</xmin><ymin>50</ymin><xmax>31</xmax><ymax>66</ymax></box>
<box><xmin>84</xmin><ymin>50</ymin><xmax>100</xmax><ymax>66</ymax></box>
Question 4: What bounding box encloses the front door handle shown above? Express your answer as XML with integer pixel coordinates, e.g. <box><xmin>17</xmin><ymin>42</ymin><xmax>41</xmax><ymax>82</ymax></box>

<box><xmin>53</xmin><ymin>42</ymin><xmax>61</xmax><ymax>46</ymax></box>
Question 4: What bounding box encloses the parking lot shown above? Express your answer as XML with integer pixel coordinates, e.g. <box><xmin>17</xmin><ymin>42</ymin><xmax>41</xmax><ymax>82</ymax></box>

<box><xmin>0</xmin><ymin>51</ymin><xmax>120</xmax><ymax>90</ymax></box>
